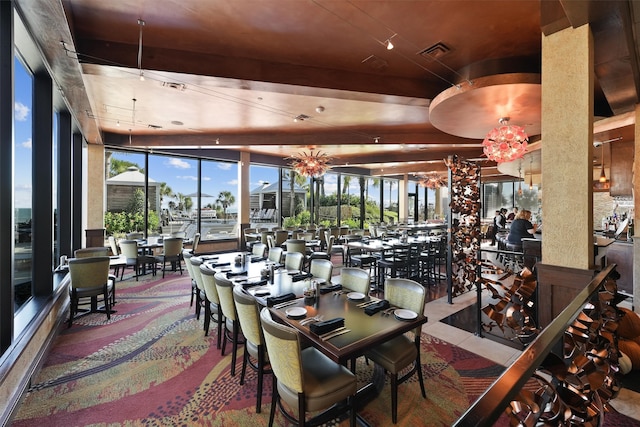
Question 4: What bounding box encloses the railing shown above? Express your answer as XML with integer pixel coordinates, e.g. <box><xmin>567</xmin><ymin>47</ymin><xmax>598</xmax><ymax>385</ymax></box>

<box><xmin>453</xmin><ymin>264</ymin><xmax>616</xmax><ymax>426</ymax></box>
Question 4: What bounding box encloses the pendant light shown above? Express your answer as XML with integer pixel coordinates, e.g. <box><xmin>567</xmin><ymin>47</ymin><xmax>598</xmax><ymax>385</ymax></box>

<box><xmin>599</xmin><ymin>143</ymin><xmax>607</xmax><ymax>183</ymax></box>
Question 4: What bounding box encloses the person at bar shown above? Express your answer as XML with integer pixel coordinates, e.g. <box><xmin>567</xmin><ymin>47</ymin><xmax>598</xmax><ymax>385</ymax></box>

<box><xmin>507</xmin><ymin>209</ymin><xmax>537</xmax><ymax>245</ymax></box>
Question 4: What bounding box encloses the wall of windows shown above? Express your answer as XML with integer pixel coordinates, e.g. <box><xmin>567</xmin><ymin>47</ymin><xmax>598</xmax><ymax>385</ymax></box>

<box><xmin>105</xmin><ymin>150</ymin><xmax>241</xmax><ymax>241</ymax></box>
<box><xmin>14</xmin><ymin>50</ymin><xmax>33</xmax><ymax>311</ymax></box>
<box><xmin>483</xmin><ymin>181</ymin><xmax>542</xmax><ymax>223</ymax></box>
<box><xmin>104</xmin><ymin>150</ymin><xmax>417</xmax><ymax>237</ymax></box>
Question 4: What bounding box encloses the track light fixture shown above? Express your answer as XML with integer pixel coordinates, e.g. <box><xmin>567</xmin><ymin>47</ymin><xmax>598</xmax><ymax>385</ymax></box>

<box><xmin>385</xmin><ymin>34</ymin><xmax>396</xmax><ymax>50</ymax></box>
<box><xmin>137</xmin><ymin>19</ymin><xmax>145</xmax><ymax>81</ymax></box>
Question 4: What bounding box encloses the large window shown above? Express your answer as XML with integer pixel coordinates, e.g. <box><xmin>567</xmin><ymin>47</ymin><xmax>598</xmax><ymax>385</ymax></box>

<box><xmin>149</xmin><ymin>154</ymin><xmax>198</xmax><ymax>237</ymax></box>
<box><xmin>105</xmin><ymin>150</ymin><xmax>242</xmax><ymax>241</ymax></box>
<box><xmin>249</xmin><ymin>164</ymin><xmax>280</xmax><ymax>226</ymax></box>
<box><xmin>104</xmin><ymin>150</ymin><xmax>148</xmax><ymax>238</ymax></box>
<box><xmin>383</xmin><ymin>178</ymin><xmax>399</xmax><ymax>224</ymax></box>
<box><xmin>319</xmin><ymin>171</ymin><xmax>339</xmax><ymax>226</ymax></box>
<box><xmin>201</xmin><ymin>158</ymin><xmax>238</xmax><ymax>237</ymax></box>
<box><xmin>14</xmin><ymin>54</ymin><xmax>33</xmax><ymax>311</ymax></box>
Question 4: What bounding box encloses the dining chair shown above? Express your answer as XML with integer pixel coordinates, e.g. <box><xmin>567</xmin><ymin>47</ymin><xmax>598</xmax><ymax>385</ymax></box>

<box><xmin>284</xmin><ymin>251</ymin><xmax>304</xmax><ymax>272</ymax></box>
<box><xmin>274</xmin><ymin>229</ymin><xmax>290</xmax><ymax>248</ymax></box>
<box><xmin>267</xmin><ymin>246</ymin><xmax>283</xmax><ymax>264</ymax></box>
<box><xmin>108</xmin><ymin>236</ymin><xmax>119</xmax><ymax>256</ymax></box>
<box><xmin>260</xmin><ymin>307</ymin><xmax>357</xmax><ymax>427</ymax></box>
<box><xmin>74</xmin><ymin>247</ymin><xmax>110</xmax><ymax>258</ymax></box>
<box><xmin>261</xmin><ymin>230</ymin><xmax>274</xmax><ymax>245</ymax></box>
<box><xmin>188</xmin><ymin>256</ymin><xmax>206</xmax><ymax>321</ymax></box>
<box><xmin>118</xmin><ymin>239</ymin><xmax>156</xmax><ymax>281</ymax></box>
<box><xmin>324</xmin><ymin>232</ymin><xmax>345</xmax><ymax>265</ymax></box>
<box><xmin>182</xmin><ymin>251</ymin><xmax>199</xmax><ymax>309</ymax></box>
<box><xmin>243</xmin><ymin>227</ymin><xmax>259</xmax><ymax>251</ymax></box>
<box><xmin>199</xmin><ymin>264</ymin><xmax>224</xmax><ymax>347</ymax></box>
<box><xmin>191</xmin><ymin>232</ymin><xmax>201</xmax><ymax>254</ymax></box>
<box><xmin>252</xmin><ymin>242</ymin><xmax>267</xmax><ymax>258</ymax></box>
<box><xmin>309</xmin><ymin>258</ymin><xmax>333</xmax><ymax>283</ymax></box>
<box><xmin>266</xmin><ymin>234</ymin><xmax>276</xmax><ymax>249</ymax></box>
<box><xmin>214</xmin><ymin>272</ymin><xmax>244</xmax><ymax>376</ymax></box>
<box><xmin>339</xmin><ymin>267</ymin><xmax>370</xmax><ymax>295</ymax></box>
<box><xmin>284</xmin><ymin>239</ymin><xmax>306</xmax><ymax>256</ymax></box>
<box><xmin>154</xmin><ymin>237</ymin><xmax>184</xmax><ymax>278</ymax></box>
<box><xmin>376</xmin><ymin>243</ymin><xmax>410</xmax><ymax>292</ymax></box>
<box><xmin>233</xmin><ymin>286</ymin><xmax>271</xmax><ymax>413</ymax></box>
<box><xmin>67</xmin><ymin>256</ymin><xmax>116</xmax><ymax>327</ymax></box>
<box><xmin>364</xmin><ymin>277</ymin><xmax>427</xmax><ymax>423</ymax></box>
<box><xmin>125</xmin><ymin>232</ymin><xmax>144</xmax><ymax>240</ymax></box>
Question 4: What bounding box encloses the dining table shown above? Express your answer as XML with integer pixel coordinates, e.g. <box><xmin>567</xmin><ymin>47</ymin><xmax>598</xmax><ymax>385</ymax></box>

<box><xmin>266</xmin><ymin>282</ymin><xmax>427</xmax><ymax>427</ymax></box>
<box><xmin>200</xmin><ymin>250</ymin><xmax>428</xmax><ymax>425</ymax></box>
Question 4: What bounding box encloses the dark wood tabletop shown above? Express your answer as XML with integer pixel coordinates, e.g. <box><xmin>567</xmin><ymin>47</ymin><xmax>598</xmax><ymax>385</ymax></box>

<box><xmin>268</xmin><ymin>291</ymin><xmax>427</xmax><ymax>365</ymax></box>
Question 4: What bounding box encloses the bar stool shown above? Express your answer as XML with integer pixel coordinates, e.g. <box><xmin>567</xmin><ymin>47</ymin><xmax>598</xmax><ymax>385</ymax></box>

<box><xmin>376</xmin><ymin>243</ymin><xmax>409</xmax><ymax>293</ymax></box>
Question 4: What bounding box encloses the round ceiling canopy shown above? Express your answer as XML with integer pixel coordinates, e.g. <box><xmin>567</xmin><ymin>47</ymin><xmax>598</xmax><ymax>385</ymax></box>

<box><xmin>428</xmin><ymin>73</ymin><xmax>541</xmax><ymax>140</ymax></box>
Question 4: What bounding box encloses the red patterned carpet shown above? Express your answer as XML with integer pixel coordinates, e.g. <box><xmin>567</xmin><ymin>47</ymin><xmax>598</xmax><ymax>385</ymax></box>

<box><xmin>12</xmin><ymin>271</ymin><xmax>611</xmax><ymax>426</ymax></box>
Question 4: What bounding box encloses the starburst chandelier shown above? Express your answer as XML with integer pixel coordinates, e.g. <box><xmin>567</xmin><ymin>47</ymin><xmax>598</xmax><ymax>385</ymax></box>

<box><xmin>482</xmin><ymin>117</ymin><xmax>528</xmax><ymax>163</ymax></box>
<box><xmin>286</xmin><ymin>147</ymin><xmax>332</xmax><ymax>178</ymax></box>
<box><xmin>418</xmin><ymin>172</ymin><xmax>447</xmax><ymax>189</ymax></box>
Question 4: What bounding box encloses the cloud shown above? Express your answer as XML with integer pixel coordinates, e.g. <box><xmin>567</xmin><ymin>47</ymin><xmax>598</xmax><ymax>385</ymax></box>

<box><xmin>217</xmin><ymin>163</ymin><xmax>232</xmax><ymax>170</ymax></box>
<box><xmin>228</xmin><ymin>179</ymin><xmax>238</xmax><ymax>186</ymax></box>
<box><xmin>21</xmin><ymin>138</ymin><xmax>32</xmax><ymax>149</ymax></box>
<box><xmin>165</xmin><ymin>158</ymin><xmax>191</xmax><ymax>169</ymax></box>
<box><xmin>202</xmin><ymin>176</ymin><xmax>211</xmax><ymax>181</ymax></box>
<box><xmin>176</xmin><ymin>175</ymin><xmax>198</xmax><ymax>181</ymax></box>
<box><xmin>15</xmin><ymin>102</ymin><xmax>29</xmax><ymax>121</ymax></box>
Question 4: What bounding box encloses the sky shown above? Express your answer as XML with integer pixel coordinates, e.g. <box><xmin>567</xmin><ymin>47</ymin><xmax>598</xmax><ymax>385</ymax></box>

<box><xmin>15</xmin><ymin>56</ymin><xmax>33</xmax><ymax>211</ymax></box>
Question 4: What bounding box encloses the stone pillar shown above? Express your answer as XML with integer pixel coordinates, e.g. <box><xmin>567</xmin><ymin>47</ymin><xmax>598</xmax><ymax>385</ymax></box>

<box><xmin>398</xmin><ymin>174</ymin><xmax>408</xmax><ymax>223</ymax></box>
<box><xmin>238</xmin><ymin>152</ymin><xmax>251</xmax><ymax>249</ymax></box>
<box><xmin>86</xmin><ymin>143</ymin><xmax>105</xmax><ymax>246</ymax></box>
<box><xmin>541</xmin><ymin>24</ymin><xmax>594</xmax><ymax>269</ymax></box>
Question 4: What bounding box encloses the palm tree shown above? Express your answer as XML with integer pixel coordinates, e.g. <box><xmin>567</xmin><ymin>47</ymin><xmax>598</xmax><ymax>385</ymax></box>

<box><xmin>289</xmin><ymin>170</ymin><xmax>296</xmax><ymax>218</ymax></box>
<box><xmin>159</xmin><ymin>182</ymin><xmax>173</xmax><ymax>207</ymax></box>
<box><xmin>342</xmin><ymin>175</ymin><xmax>352</xmax><ymax>206</ymax></box>
<box><xmin>184</xmin><ymin>196</ymin><xmax>193</xmax><ymax>213</ymax></box>
<box><xmin>108</xmin><ymin>157</ymin><xmax>142</xmax><ymax>177</ymax></box>
<box><xmin>216</xmin><ymin>191</ymin><xmax>235</xmax><ymax>223</ymax></box>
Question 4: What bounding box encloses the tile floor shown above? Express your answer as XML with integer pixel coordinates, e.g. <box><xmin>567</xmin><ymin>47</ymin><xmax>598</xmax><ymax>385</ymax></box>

<box><xmin>418</xmin><ymin>273</ymin><xmax>640</xmax><ymax>422</ymax></box>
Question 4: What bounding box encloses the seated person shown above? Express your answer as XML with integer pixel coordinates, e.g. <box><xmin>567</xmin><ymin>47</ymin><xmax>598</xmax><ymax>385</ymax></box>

<box><xmin>507</xmin><ymin>207</ymin><xmax>518</xmax><ymax>221</ymax></box>
<box><xmin>507</xmin><ymin>209</ymin><xmax>537</xmax><ymax>245</ymax></box>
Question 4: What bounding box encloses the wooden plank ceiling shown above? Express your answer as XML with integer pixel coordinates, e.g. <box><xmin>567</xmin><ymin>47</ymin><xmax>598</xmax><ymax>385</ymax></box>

<box><xmin>15</xmin><ymin>0</ymin><xmax>640</xmax><ymax>178</ymax></box>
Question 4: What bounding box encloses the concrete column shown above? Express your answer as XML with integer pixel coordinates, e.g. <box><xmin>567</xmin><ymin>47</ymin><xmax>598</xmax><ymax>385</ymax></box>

<box><xmin>541</xmin><ymin>24</ymin><xmax>594</xmax><ymax>269</ymax></box>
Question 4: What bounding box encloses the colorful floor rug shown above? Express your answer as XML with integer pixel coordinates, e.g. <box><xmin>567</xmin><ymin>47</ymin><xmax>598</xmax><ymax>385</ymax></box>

<box><xmin>12</xmin><ymin>272</ymin><xmax>628</xmax><ymax>426</ymax></box>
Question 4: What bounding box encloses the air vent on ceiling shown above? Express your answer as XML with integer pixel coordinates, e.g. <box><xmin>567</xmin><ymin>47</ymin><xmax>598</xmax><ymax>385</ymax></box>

<box><xmin>418</xmin><ymin>42</ymin><xmax>450</xmax><ymax>61</ymax></box>
<box><xmin>361</xmin><ymin>55</ymin><xmax>388</xmax><ymax>71</ymax></box>
<box><xmin>148</xmin><ymin>124</ymin><xmax>163</xmax><ymax>129</ymax></box>
<box><xmin>162</xmin><ymin>82</ymin><xmax>186</xmax><ymax>91</ymax></box>
<box><xmin>294</xmin><ymin>114</ymin><xmax>311</xmax><ymax>122</ymax></box>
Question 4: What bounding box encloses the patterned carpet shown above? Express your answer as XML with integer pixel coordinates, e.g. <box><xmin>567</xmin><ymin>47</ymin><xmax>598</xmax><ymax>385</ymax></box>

<box><xmin>13</xmin><ymin>272</ymin><xmax>510</xmax><ymax>426</ymax></box>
